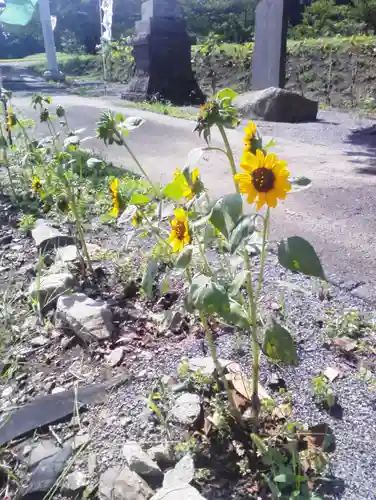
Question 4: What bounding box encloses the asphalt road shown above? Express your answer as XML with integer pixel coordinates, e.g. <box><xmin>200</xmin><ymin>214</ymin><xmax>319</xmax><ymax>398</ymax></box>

<box><xmin>3</xmin><ymin>66</ymin><xmax>376</xmax><ymax>299</ymax></box>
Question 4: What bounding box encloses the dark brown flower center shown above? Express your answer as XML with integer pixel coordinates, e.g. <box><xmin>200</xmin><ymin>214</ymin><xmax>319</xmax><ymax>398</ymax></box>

<box><xmin>252</xmin><ymin>167</ymin><xmax>275</xmax><ymax>193</ymax></box>
<box><xmin>175</xmin><ymin>221</ymin><xmax>186</xmax><ymax>240</ymax></box>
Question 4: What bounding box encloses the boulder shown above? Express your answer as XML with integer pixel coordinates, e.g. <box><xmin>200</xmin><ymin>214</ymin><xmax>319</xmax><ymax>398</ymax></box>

<box><xmin>28</xmin><ymin>273</ymin><xmax>76</xmax><ymax>309</ymax></box>
<box><xmin>32</xmin><ymin>219</ymin><xmax>75</xmax><ymax>252</ymax></box>
<box><xmin>56</xmin><ymin>293</ymin><xmax>113</xmax><ymax>342</ymax></box>
<box><xmin>234</xmin><ymin>87</ymin><xmax>318</xmax><ymax>123</ymax></box>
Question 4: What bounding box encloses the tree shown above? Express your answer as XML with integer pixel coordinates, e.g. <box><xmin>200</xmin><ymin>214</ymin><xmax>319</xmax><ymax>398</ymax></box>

<box><xmin>352</xmin><ymin>0</ymin><xmax>376</xmax><ymax>33</ymax></box>
<box><xmin>290</xmin><ymin>0</ymin><xmax>366</xmax><ymax>38</ymax></box>
<box><xmin>179</xmin><ymin>0</ymin><xmax>256</xmax><ymax>43</ymax></box>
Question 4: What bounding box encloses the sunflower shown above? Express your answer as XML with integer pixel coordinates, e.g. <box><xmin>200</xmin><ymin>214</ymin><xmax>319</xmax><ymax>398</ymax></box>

<box><xmin>110</xmin><ymin>178</ymin><xmax>120</xmax><ymax>217</ymax></box>
<box><xmin>168</xmin><ymin>208</ymin><xmax>191</xmax><ymax>252</ymax></box>
<box><xmin>243</xmin><ymin>121</ymin><xmax>259</xmax><ymax>155</ymax></box>
<box><xmin>32</xmin><ymin>176</ymin><xmax>42</xmax><ymax>193</ymax></box>
<box><xmin>234</xmin><ymin>149</ymin><xmax>291</xmax><ymax>210</ymax></box>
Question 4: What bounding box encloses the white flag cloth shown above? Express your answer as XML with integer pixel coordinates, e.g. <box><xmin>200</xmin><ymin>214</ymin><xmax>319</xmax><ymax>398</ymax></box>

<box><xmin>50</xmin><ymin>15</ymin><xmax>56</xmax><ymax>30</ymax></box>
<box><xmin>101</xmin><ymin>0</ymin><xmax>113</xmax><ymax>42</ymax></box>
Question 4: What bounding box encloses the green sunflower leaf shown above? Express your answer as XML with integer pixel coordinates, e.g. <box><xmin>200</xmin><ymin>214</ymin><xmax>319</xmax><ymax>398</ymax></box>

<box><xmin>175</xmin><ymin>245</ymin><xmax>193</xmax><ymax>269</ymax></box>
<box><xmin>215</xmin><ymin>88</ymin><xmax>238</xmax><ymax>103</ymax></box>
<box><xmin>263</xmin><ymin>320</ymin><xmax>298</xmax><ymax>365</ymax></box>
<box><xmin>229</xmin><ymin>215</ymin><xmax>256</xmax><ymax>254</ymax></box>
<box><xmin>142</xmin><ymin>260</ymin><xmax>159</xmax><ymax>299</ymax></box>
<box><xmin>130</xmin><ymin>193</ymin><xmax>152</xmax><ymax>205</ymax></box>
<box><xmin>209</xmin><ymin>194</ymin><xmax>243</xmax><ymax>240</ymax></box>
<box><xmin>278</xmin><ymin>236</ymin><xmax>325</xmax><ymax>280</ymax></box>
<box><xmin>163</xmin><ymin>175</ymin><xmax>187</xmax><ymax>200</ymax></box>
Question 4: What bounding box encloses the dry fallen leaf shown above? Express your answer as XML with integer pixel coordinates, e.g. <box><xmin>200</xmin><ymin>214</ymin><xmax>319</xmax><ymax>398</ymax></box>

<box><xmin>331</xmin><ymin>337</ymin><xmax>357</xmax><ymax>352</ymax></box>
<box><xmin>226</xmin><ymin>372</ymin><xmax>271</xmax><ymax>401</ymax></box>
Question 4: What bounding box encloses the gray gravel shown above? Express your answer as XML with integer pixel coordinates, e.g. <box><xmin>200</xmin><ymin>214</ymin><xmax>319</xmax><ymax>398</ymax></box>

<box><xmin>251</xmin><ymin>109</ymin><xmax>376</xmax><ymax>149</ymax></box>
<box><xmin>82</xmin><ymin>253</ymin><xmax>376</xmax><ymax>500</ymax></box>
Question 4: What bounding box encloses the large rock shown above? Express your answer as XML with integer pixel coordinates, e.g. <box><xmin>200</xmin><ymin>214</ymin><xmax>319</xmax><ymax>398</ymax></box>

<box><xmin>56</xmin><ymin>293</ymin><xmax>113</xmax><ymax>342</ymax></box>
<box><xmin>187</xmin><ymin>357</ymin><xmax>234</xmax><ymax>377</ymax></box>
<box><xmin>113</xmin><ymin>465</ymin><xmax>154</xmax><ymax>500</ymax></box>
<box><xmin>151</xmin><ymin>485</ymin><xmax>205</xmax><ymax>500</ymax></box>
<box><xmin>234</xmin><ymin>87</ymin><xmax>318</xmax><ymax>123</ymax></box>
<box><xmin>32</xmin><ymin>219</ymin><xmax>75</xmax><ymax>252</ymax></box>
<box><xmin>28</xmin><ymin>273</ymin><xmax>77</xmax><ymax>309</ymax></box>
<box><xmin>122</xmin><ymin>442</ymin><xmax>162</xmax><ymax>479</ymax></box>
<box><xmin>169</xmin><ymin>393</ymin><xmax>201</xmax><ymax>426</ymax></box>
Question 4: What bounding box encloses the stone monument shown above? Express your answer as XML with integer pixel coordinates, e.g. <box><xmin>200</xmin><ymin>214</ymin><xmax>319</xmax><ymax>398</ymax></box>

<box><xmin>251</xmin><ymin>0</ymin><xmax>295</xmax><ymax>90</ymax></box>
<box><xmin>122</xmin><ymin>0</ymin><xmax>205</xmax><ymax>105</ymax></box>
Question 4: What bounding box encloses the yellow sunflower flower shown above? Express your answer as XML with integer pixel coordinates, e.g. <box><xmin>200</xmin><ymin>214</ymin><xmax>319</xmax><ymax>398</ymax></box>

<box><xmin>234</xmin><ymin>149</ymin><xmax>291</xmax><ymax>210</ymax></box>
<box><xmin>243</xmin><ymin>121</ymin><xmax>258</xmax><ymax>154</ymax></box>
<box><xmin>32</xmin><ymin>176</ymin><xmax>42</xmax><ymax>193</ymax></box>
<box><xmin>168</xmin><ymin>208</ymin><xmax>191</xmax><ymax>252</ymax></box>
<box><xmin>110</xmin><ymin>178</ymin><xmax>120</xmax><ymax>217</ymax></box>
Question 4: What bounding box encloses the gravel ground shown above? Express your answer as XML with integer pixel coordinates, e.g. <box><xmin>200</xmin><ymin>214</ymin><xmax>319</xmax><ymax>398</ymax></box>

<box><xmin>77</xmin><ymin>248</ymin><xmax>376</xmax><ymax>500</ymax></box>
<box><xmin>1</xmin><ymin>195</ymin><xmax>376</xmax><ymax>499</ymax></box>
<box><xmin>251</xmin><ymin>109</ymin><xmax>376</xmax><ymax>149</ymax></box>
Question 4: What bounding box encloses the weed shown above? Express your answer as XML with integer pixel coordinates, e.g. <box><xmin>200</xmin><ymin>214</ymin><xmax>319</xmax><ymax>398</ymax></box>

<box><xmin>311</xmin><ymin>374</ymin><xmax>335</xmax><ymax>408</ymax></box>
<box><xmin>325</xmin><ymin>308</ymin><xmax>374</xmax><ymax>339</ymax></box>
<box><xmin>18</xmin><ymin>214</ymin><xmax>36</xmax><ymax>232</ymax></box>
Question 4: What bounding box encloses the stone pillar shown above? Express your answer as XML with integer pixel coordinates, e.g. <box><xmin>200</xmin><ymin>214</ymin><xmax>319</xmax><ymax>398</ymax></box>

<box><xmin>122</xmin><ymin>0</ymin><xmax>205</xmax><ymax>105</ymax></box>
<box><xmin>251</xmin><ymin>0</ymin><xmax>293</xmax><ymax>90</ymax></box>
<box><xmin>39</xmin><ymin>0</ymin><xmax>64</xmax><ymax>81</ymax></box>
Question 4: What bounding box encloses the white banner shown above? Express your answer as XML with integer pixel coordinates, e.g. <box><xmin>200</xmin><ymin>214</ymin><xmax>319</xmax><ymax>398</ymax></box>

<box><xmin>100</xmin><ymin>0</ymin><xmax>113</xmax><ymax>42</ymax></box>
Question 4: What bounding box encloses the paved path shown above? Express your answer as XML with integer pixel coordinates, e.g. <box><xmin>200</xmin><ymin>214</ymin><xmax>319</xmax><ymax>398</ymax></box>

<box><xmin>3</xmin><ymin>66</ymin><xmax>376</xmax><ymax>299</ymax></box>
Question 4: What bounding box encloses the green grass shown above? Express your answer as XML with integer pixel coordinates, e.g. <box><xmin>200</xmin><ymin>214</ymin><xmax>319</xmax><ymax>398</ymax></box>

<box><xmin>122</xmin><ymin>100</ymin><xmax>198</xmax><ymax>120</ymax></box>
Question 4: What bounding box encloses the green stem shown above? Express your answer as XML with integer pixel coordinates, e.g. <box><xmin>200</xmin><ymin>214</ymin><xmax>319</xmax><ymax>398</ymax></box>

<box><xmin>217</xmin><ymin>123</ymin><xmax>239</xmax><ymax>193</ymax></box>
<box><xmin>119</xmin><ymin>135</ymin><xmax>159</xmax><ymax>198</ymax></box>
<box><xmin>139</xmin><ymin>209</ymin><xmax>171</xmax><ymax>250</ymax></box>
<box><xmin>243</xmin><ymin>248</ymin><xmax>260</xmax><ymax>423</ymax></box>
<box><xmin>256</xmin><ymin>208</ymin><xmax>270</xmax><ymax>301</ymax></box>
<box><xmin>65</xmin><ymin>181</ymin><xmax>94</xmax><ymax>275</ymax></box>
<box><xmin>196</xmin><ymin>233</ymin><xmax>212</xmax><ymax>276</ymax></box>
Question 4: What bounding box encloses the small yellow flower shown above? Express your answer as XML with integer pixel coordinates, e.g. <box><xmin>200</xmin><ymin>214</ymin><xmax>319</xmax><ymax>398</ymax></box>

<box><xmin>243</xmin><ymin>121</ymin><xmax>258</xmax><ymax>154</ymax></box>
<box><xmin>110</xmin><ymin>178</ymin><xmax>120</xmax><ymax>217</ymax></box>
<box><xmin>131</xmin><ymin>211</ymin><xmax>143</xmax><ymax>227</ymax></box>
<box><xmin>32</xmin><ymin>176</ymin><xmax>42</xmax><ymax>193</ymax></box>
<box><xmin>168</xmin><ymin>208</ymin><xmax>191</xmax><ymax>252</ymax></box>
<box><xmin>6</xmin><ymin>108</ymin><xmax>14</xmax><ymax>131</ymax></box>
<box><xmin>234</xmin><ymin>149</ymin><xmax>291</xmax><ymax>210</ymax></box>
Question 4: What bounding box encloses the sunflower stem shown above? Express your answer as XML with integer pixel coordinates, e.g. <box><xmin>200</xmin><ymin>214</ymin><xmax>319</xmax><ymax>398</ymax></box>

<box><xmin>65</xmin><ymin>180</ymin><xmax>94</xmax><ymax>276</ymax></box>
<box><xmin>117</xmin><ymin>134</ymin><xmax>159</xmax><ymax>198</ymax></box>
<box><xmin>243</xmin><ymin>248</ymin><xmax>260</xmax><ymax>424</ymax></box>
<box><xmin>256</xmin><ymin>207</ymin><xmax>270</xmax><ymax>302</ymax></box>
<box><xmin>217</xmin><ymin>123</ymin><xmax>239</xmax><ymax>193</ymax></box>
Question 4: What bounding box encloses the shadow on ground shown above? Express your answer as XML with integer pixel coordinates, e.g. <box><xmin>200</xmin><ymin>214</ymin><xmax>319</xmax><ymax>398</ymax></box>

<box><xmin>345</xmin><ymin>124</ymin><xmax>376</xmax><ymax>175</ymax></box>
